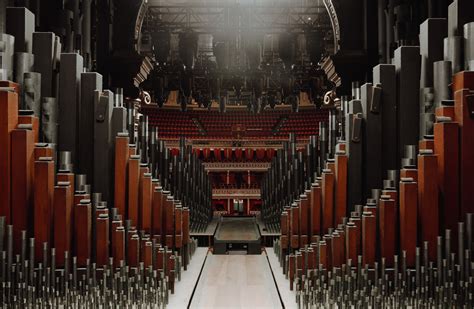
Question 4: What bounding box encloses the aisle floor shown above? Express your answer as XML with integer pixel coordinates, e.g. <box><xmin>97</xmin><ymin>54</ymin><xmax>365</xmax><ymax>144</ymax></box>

<box><xmin>167</xmin><ymin>247</ymin><xmax>209</xmax><ymax>308</ymax></box>
<box><xmin>168</xmin><ymin>248</ymin><xmax>296</xmax><ymax>308</ymax></box>
<box><xmin>189</xmin><ymin>252</ymin><xmax>283</xmax><ymax>309</ymax></box>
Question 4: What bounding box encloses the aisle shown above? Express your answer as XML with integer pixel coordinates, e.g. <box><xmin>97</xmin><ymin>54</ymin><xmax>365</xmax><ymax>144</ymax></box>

<box><xmin>189</xmin><ymin>252</ymin><xmax>283</xmax><ymax>308</ymax></box>
<box><xmin>167</xmin><ymin>247</ymin><xmax>209</xmax><ymax>308</ymax></box>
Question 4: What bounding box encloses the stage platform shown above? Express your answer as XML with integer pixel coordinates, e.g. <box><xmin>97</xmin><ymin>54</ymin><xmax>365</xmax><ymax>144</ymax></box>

<box><xmin>190</xmin><ymin>217</ymin><xmax>219</xmax><ymax>247</ymax></box>
<box><xmin>213</xmin><ymin>216</ymin><xmax>261</xmax><ymax>254</ymax></box>
<box><xmin>189</xmin><ymin>253</ymin><xmax>283</xmax><ymax>308</ymax></box>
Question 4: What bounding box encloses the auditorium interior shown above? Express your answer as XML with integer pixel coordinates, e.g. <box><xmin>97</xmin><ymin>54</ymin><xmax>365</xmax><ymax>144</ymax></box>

<box><xmin>1</xmin><ymin>0</ymin><xmax>474</xmax><ymax>308</ymax></box>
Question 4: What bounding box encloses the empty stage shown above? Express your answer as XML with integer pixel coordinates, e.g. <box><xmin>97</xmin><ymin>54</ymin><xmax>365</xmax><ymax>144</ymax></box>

<box><xmin>213</xmin><ymin>217</ymin><xmax>261</xmax><ymax>254</ymax></box>
<box><xmin>189</xmin><ymin>253</ymin><xmax>283</xmax><ymax>308</ymax></box>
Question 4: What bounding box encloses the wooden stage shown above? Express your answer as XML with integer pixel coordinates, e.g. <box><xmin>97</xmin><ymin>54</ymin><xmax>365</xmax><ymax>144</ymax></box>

<box><xmin>168</xmin><ymin>216</ymin><xmax>293</xmax><ymax>308</ymax></box>
<box><xmin>213</xmin><ymin>217</ymin><xmax>261</xmax><ymax>254</ymax></box>
<box><xmin>167</xmin><ymin>247</ymin><xmax>298</xmax><ymax>308</ymax></box>
<box><xmin>189</xmin><ymin>253</ymin><xmax>283</xmax><ymax>308</ymax></box>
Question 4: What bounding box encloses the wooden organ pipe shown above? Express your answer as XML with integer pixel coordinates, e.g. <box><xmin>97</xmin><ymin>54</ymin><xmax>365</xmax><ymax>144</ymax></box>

<box><xmin>334</xmin><ymin>150</ymin><xmax>348</xmax><ymax>226</ymax></box>
<box><xmin>53</xmin><ymin>181</ymin><xmax>73</xmax><ymax>267</ymax></box>
<box><xmin>11</xmin><ymin>125</ymin><xmax>34</xmax><ymax>254</ymax></box>
<box><xmin>0</xmin><ymin>9</ymin><xmax>206</xmax><ymax>306</ymax></box>
<box><xmin>399</xmin><ymin>178</ymin><xmax>418</xmax><ymax>267</ymax></box>
<box><xmin>114</xmin><ymin>133</ymin><xmax>129</xmax><ymax>218</ymax></box>
<box><xmin>18</xmin><ymin>112</ymin><xmax>40</xmax><ymax>143</ymax></box>
<box><xmin>310</xmin><ymin>183</ymin><xmax>321</xmax><ymax>241</ymax></box>
<box><xmin>321</xmin><ymin>169</ymin><xmax>334</xmax><ymax>234</ymax></box>
<box><xmin>95</xmin><ymin>213</ymin><xmax>109</xmax><ymax>267</ymax></box>
<box><xmin>128</xmin><ymin>154</ymin><xmax>140</xmax><ymax>226</ymax></box>
<box><xmin>434</xmin><ymin>116</ymin><xmax>459</xmax><ymax>234</ymax></box>
<box><xmin>33</xmin><ymin>157</ymin><xmax>54</xmax><ymax>261</ymax></box>
<box><xmin>362</xmin><ymin>211</ymin><xmax>376</xmax><ymax>267</ymax></box>
<box><xmin>75</xmin><ymin>199</ymin><xmax>92</xmax><ymax>267</ymax></box>
<box><xmin>379</xmin><ymin>195</ymin><xmax>396</xmax><ymax>267</ymax></box>
<box><xmin>417</xmin><ymin>149</ymin><xmax>439</xmax><ymax>261</ymax></box>
<box><xmin>0</xmin><ymin>84</ymin><xmax>19</xmax><ymax>224</ymax></box>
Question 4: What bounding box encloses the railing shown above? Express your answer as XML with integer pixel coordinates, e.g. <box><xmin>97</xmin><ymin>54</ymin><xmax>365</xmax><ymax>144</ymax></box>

<box><xmin>204</xmin><ymin>161</ymin><xmax>271</xmax><ymax>171</ymax></box>
<box><xmin>212</xmin><ymin>188</ymin><xmax>261</xmax><ymax>199</ymax></box>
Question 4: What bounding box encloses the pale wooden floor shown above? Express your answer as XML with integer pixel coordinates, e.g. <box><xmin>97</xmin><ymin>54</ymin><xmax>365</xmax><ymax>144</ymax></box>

<box><xmin>189</xmin><ymin>253</ymin><xmax>283</xmax><ymax>308</ymax></box>
<box><xmin>167</xmin><ymin>247</ymin><xmax>209</xmax><ymax>308</ymax></box>
<box><xmin>266</xmin><ymin>249</ymin><xmax>298</xmax><ymax>309</ymax></box>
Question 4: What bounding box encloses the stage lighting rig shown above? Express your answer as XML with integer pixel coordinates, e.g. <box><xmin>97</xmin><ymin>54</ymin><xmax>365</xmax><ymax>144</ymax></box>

<box><xmin>138</xmin><ymin>0</ymin><xmax>341</xmax><ymax>111</ymax></box>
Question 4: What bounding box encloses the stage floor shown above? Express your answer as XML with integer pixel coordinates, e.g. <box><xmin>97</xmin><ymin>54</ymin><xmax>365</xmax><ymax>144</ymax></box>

<box><xmin>189</xmin><ymin>253</ymin><xmax>283</xmax><ymax>308</ymax></box>
<box><xmin>215</xmin><ymin>217</ymin><xmax>260</xmax><ymax>241</ymax></box>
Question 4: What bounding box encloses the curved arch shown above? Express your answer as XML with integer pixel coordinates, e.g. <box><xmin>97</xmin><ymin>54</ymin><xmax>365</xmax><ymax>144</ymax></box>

<box><xmin>134</xmin><ymin>0</ymin><xmax>148</xmax><ymax>53</ymax></box>
<box><xmin>323</xmin><ymin>0</ymin><xmax>341</xmax><ymax>54</ymax></box>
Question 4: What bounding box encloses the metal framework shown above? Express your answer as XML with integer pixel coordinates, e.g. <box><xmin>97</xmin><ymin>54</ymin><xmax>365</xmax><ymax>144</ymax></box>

<box><xmin>137</xmin><ymin>0</ymin><xmax>340</xmax><ymax>109</ymax></box>
<box><xmin>142</xmin><ymin>0</ymin><xmax>335</xmax><ymax>52</ymax></box>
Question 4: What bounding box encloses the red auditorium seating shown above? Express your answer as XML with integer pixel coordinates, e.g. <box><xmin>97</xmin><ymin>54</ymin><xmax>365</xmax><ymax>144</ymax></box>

<box><xmin>142</xmin><ymin>107</ymin><xmax>329</xmax><ymax>141</ymax></box>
